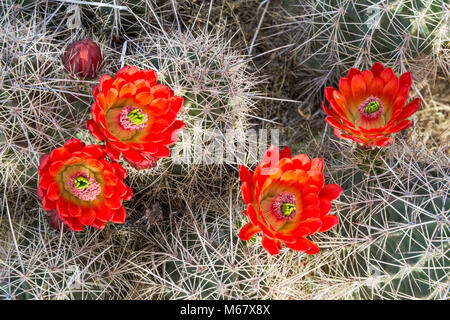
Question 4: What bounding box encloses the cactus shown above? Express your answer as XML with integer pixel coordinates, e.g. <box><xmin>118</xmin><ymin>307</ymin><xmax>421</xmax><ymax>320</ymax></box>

<box><xmin>310</xmin><ymin>139</ymin><xmax>449</xmax><ymax>299</ymax></box>
<box><xmin>122</xmin><ymin>200</ymin><xmax>313</xmax><ymax>299</ymax></box>
<box><xmin>281</xmin><ymin>0</ymin><xmax>449</xmax><ymax>110</ymax></box>
<box><xmin>0</xmin><ymin>10</ymin><xmax>97</xmax><ymax>198</ymax></box>
<box><xmin>113</xmin><ymin>31</ymin><xmax>258</xmax><ymax>204</ymax></box>
<box><xmin>0</xmin><ymin>200</ymin><xmax>150</xmax><ymax>300</ymax></box>
<box><xmin>72</xmin><ymin>0</ymin><xmax>172</xmax><ymax>41</ymax></box>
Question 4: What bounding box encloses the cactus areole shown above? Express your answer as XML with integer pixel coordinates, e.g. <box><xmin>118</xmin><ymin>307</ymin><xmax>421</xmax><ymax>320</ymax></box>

<box><xmin>62</xmin><ymin>39</ymin><xmax>102</xmax><ymax>79</ymax></box>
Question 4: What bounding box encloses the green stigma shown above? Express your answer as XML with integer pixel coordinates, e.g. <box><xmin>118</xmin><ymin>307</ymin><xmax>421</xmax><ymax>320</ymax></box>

<box><xmin>281</xmin><ymin>203</ymin><xmax>296</xmax><ymax>217</ymax></box>
<box><xmin>128</xmin><ymin>109</ymin><xmax>145</xmax><ymax>125</ymax></box>
<box><xmin>74</xmin><ymin>176</ymin><xmax>89</xmax><ymax>189</ymax></box>
<box><xmin>364</xmin><ymin>101</ymin><xmax>380</xmax><ymax>114</ymax></box>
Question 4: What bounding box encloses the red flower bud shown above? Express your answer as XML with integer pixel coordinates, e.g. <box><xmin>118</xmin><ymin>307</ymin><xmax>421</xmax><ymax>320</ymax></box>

<box><xmin>62</xmin><ymin>39</ymin><xmax>103</xmax><ymax>79</ymax></box>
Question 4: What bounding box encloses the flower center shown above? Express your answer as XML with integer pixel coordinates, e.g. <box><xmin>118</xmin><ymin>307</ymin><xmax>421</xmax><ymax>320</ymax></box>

<box><xmin>364</xmin><ymin>101</ymin><xmax>380</xmax><ymax>114</ymax></box>
<box><xmin>358</xmin><ymin>97</ymin><xmax>384</xmax><ymax>120</ymax></box>
<box><xmin>119</xmin><ymin>106</ymin><xmax>148</xmax><ymax>130</ymax></box>
<box><xmin>68</xmin><ymin>173</ymin><xmax>101</xmax><ymax>201</ymax></box>
<box><xmin>271</xmin><ymin>192</ymin><xmax>297</xmax><ymax>220</ymax></box>
<box><xmin>128</xmin><ymin>109</ymin><xmax>145</xmax><ymax>125</ymax></box>
<box><xmin>281</xmin><ymin>203</ymin><xmax>296</xmax><ymax>217</ymax></box>
<box><xmin>73</xmin><ymin>176</ymin><xmax>89</xmax><ymax>189</ymax></box>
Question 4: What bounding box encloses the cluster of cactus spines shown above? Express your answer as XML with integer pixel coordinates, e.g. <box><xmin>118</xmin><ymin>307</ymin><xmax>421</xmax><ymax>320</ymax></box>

<box><xmin>116</xmin><ymin>30</ymin><xmax>258</xmax><ymax>203</ymax></box>
<box><xmin>281</xmin><ymin>0</ymin><xmax>449</xmax><ymax>110</ymax></box>
<box><xmin>0</xmin><ymin>2</ymin><xmax>122</xmax><ymax>198</ymax></box>
<box><xmin>307</xmin><ymin>138</ymin><xmax>449</xmax><ymax>300</ymax></box>
<box><xmin>122</xmin><ymin>195</ymin><xmax>315</xmax><ymax>300</ymax></box>
<box><xmin>0</xmin><ymin>15</ymin><xmax>73</xmax><ymax>196</ymax></box>
<box><xmin>0</xmin><ymin>198</ymin><xmax>152</xmax><ymax>300</ymax></box>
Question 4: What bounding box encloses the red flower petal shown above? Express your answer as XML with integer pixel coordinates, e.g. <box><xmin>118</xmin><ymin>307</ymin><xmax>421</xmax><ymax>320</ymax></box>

<box><xmin>374</xmin><ymin>137</ymin><xmax>394</xmax><ymax>147</ymax></box>
<box><xmin>396</xmin><ymin>98</ymin><xmax>420</xmax><ymax>121</ymax></box>
<box><xmin>38</xmin><ymin>154</ymin><xmax>51</xmax><ymax>174</ymax></box>
<box><xmin>122</xmin><ymin>148</ymin><xmax>146</xmax><ymax>166</ymax></box>
<box><xmin>46</xmin><ymin>181</ymin><xmax>62</xmax><ymax>201</ymax></box>
<box><xmin>399</xmin><ymin>72</ymin><xmax>412</xmax><ymax>87</ymax></box>
<box><xmin>48</xmin><ymin>160</ymin><xmax>65</xmax><ymax>177</ymax></box>
<box><xmin>151</xmin><ymin>84</ymin><xmax>171</xmax><ymax>99</ymax></box>
<box><xmin>86</xmin><ymin>119</ymin><xmax>105</xmax><ymax>141</ymax></box>
<box><xmin>351</xmin><ymin>74</ymin><xmax>367</xmax><ymax>100</ymax></box>
<box><xmin>105</xmin><ymin>142</ymin><xmax>121</xmax><ymax>162</ymax></box>
<box><xmin>379</xmin><ymin>68</ymin><xmax>395</xmax><ymax>84</ymax></box>
<box><xmin>65</xmin><ymin>217</ymin><xmax>84</xmax><ymax>232</ymax></box>
<box><xmin>370</xmin><ymin>77</ymin><xmax>384</xmax><ymax>97</ymax></box>
<box><xmin>90</xmin><ymin>219</ymin><xmax>106</xmax><ymax>230</ymax></box>
<box><xmin>239</xmin><ymin>165</ymin><xmax>253</xmax><ymax>186</ymax></box>
<box><xmin>320</xmin><ymin>184</ymin><xmax>343</xmax><ymax>201</ymax></box>
<box><xmin>325</xmin><ymin>117</ymin><xmax>346</xmax><ymax>132</ymax></box>
<box><xmin>238</xmin><ymin>223</ymin><xmax>260</xmax><ymax>241</ymax></box>
<box><xmin>338</xmin><ymin>78</ymin><xmax>352</xmax><ymax>101</ymax></box>
<box><xmin>241</xmin><ymin>182</ymin><xmax>253</xmax><ymax>205</ymax></box>
<box><xmin>168</xmin><ymin>96</ymin><xmax>184</xmax><ymax>114</ymax></box>
<box><xmin>50</xmin><ymin>147</ymin><xmax>71</xmax><ymax>162</ymax></box>
<box><xmin>149</xmin><ymin>98</ymin><xmax>169</xmax><ymax>115</ymax></box>
<box><xmin>123</xmin><ymin>187</ymin><xmax>133</xmax><ymax>201</ymax></box>
<box><xmin>111</xmin><ymin>206</ymin><xmax>126</xmax><ymax>223</ymax></box>
<box><xmin>310</xmin><ymin>158</ymin><xmax>324</xmax><ymax>172</ymax></box>
<box><xmin>136</xmin><ymin>91</ymin><xmax>152</xmax><ymax>105</ymax></box>
<box><xmin>304</xmin><ymin>242</ymin><xmax>320</xmax><ymax>255</ymax></box>
<box><xmin>318</xmin><ymin>215</ymin><xmax>339</xmax><ymax>232</ymax></box>
<box><xmin>110</xmin><ymin>162</ymin><xmax>127</xmax><ymax>179</ymax></box>
<box><xmin>362</xmin><ymin>69</ymin><xmax>374</xmax><ymax>87</ymax></box>
<box><xmin>64</xmin><ymin>138</ymin><xmax>84</xmax><ymax>153</ymax></box>
<box><xmin>79</xmin><ymin>207</ymin><xmax>96</xmax><ymax>226</ymax></box>
<box><xmin>104</xmin><ymin>195</ymin><xmax>122</xmax><ymax>210</ymax></box>
<box><xmin>319</xmin><ymin>198</ymin><xmax>332</xmax><ymax>217</ymax></box>
<box><xmin>347</xmin><ymin>68</ymin><xmax>361</xmax><ymax>82</ymax></box>
<box><xmin>261</xmin><ymin>236</ymin><xmax>280</xmax><ymax>255</ymax></box>
<box><xmin>284</xmin><ymin>237</ymin><xmax>315</xmax><ymax>252</ymax></box>
<box><xmin>296</xmin><ymin>218</ymin><xmax>322</xmax><ymax>236</ymax></box>
<box><xmin>159</xmin><ymin>120</ymin><xmax>185</xmax><ymax>145</ymax></box>
<box><xmin>324</xmin><ymin>87</ymin><xmax>335</xmax><ymax>103</ymax></box>
<box><xmin>99</xmin><ymin>75</ymin><xmax>113</xmax><ymax>93</ymax></box>
<box><xmin>143</xmin><ymin>69</ymin><xmax>157</xmax><ymax>86</ymax></box>
<box><xmin>371</xmin><ymin>62</ymin><xmax>384</xmax><ymax>76</ymax></box>
<box><xmin>382</xmin><ymin>77</ymin><xmax>399</xmax><ymax>102</ymax></box>
<box><xmin>118</xmin><ymin>82</ymin><xmax>137</xmax><ymax>98</ymax></box>
<box><xmin>291</xmin><ymin>154</ymin><xmax>311</xmax><ymax>171</ymax></box>
<box><xmin>82</xmin><ymin>144</ymin><xmax>106</xmax><ymax>159</ymax></box>
<box><xmin>106</xmin><ymin>88</ymin><xmax>118</xmax><ymax>107</ymax></box>
<box><xmin>386</xmin><ymin>120</ymin><xmax>412</xmax><ymax>134</ymax></box>
<box><xmin>42</xmin><ymin>196</ymin><xmax>56</xmax><ymax>211</ymax></box>
<box><xmin>96</xmin><ymin>206</ymin><xmax>113</xmax><ymax>222</ymax></box>
<box><xmin>39</xmin><ymin>173</ymin><xmax>53</xmax><ymax>190</ymax></box>
<box><xmin>56</xmin><ymin>198</ymin><xmax>68</xmax><ymax>218</ymax></box>
<box><xmin>67</xmin><ymin>201</ymin><xmax>82</xmax><ymax>217</ymax></box>
<box><xmin>280</xmin><ymin>147</ymin><xmax>291</xmax><ymax>159</ymax></box>
<box><xmin>103</xmin><ymin>170</ymin><xmax>118</xmax><ymax>186</ymax></box>
<box><xmin>322</xmin><ymin>102</ymin><xmax>338</xmax><ymax>118</ymax></box>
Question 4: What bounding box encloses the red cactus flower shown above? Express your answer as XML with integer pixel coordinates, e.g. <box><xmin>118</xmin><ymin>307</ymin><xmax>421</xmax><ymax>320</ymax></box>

<box><xmin>323</xmin><ymin>62</ymin><xmax>421</xmax><ymax>147</ymax></box>
<box><xmin>37</xmin><ymin>138</ymin><xmax>133</xmax><ymax>232</ymax></box>
<box><xmin>85</xmin><ymin>66</ymin><xmax>185</xmax><ymax>169</ymax></box>
<box><xmin>238</xmin><ymin>146</ymin><xmax>342</xmax><ymax>255</ymax></box>
<box><xmin>62</xmin><ymin>39</ymin><xmax>103</xmax><ymax>79</ymax></box>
